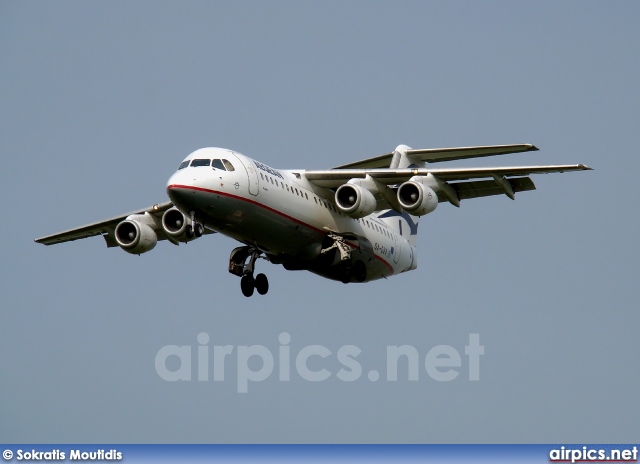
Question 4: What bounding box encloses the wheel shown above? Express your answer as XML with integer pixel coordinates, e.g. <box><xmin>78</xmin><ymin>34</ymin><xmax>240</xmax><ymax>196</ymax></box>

<box><xmin>240</xmin><ymin>275</ymin><xmax>255</xmax><ymax>297</ymax></box>
<box><xmin>339</xmin><ymin>264</ymin><xmax>352</xmax><ymax>284</ymax></box>
<box><xmin>194</xmin><ymin>223</ymin><xmax>204</xmax><ymax>237</ymax></box>
<box><xmin>353</xmin><ymin>260</ymin><xmax>367</xmax><ymax>282</ymax></box>
<box><xmin>255</xmin><ymin>273</ymin><xmax>269</xmax><ymax>295</ymax></box>
<box><xmin>185</xmin><ymin>225</ymin><xmax>194</xmax><ymax>239</ymax></box>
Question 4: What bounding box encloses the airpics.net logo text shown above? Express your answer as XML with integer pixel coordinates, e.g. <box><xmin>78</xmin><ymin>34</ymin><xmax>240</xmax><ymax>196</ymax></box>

<box><xmin>155</xmin><ymin>333</ymin><xmax>484</xmax><ymax>393</ymax></box>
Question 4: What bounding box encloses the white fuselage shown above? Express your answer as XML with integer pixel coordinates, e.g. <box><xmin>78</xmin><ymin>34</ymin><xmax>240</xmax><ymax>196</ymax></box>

<box><xmin>166</xmin><ymin>148</ymin><xmax>416</xmax><ymax>282</ymax></box>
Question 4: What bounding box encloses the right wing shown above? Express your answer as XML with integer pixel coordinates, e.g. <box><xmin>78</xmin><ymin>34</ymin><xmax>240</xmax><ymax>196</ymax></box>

<box><xmin>305</xmin><ymin>164</ymin><xmax>592</xmax><ymax>188</ymax></box>
<box><xmin>35</xmin><ymin>202</ymin><xmax>174</xmax><ymax>246</ymax></box>
<box><xmin>305</xmin><ymin>164</ymin><xmax>592</xmax><ymax>208</ymax></box>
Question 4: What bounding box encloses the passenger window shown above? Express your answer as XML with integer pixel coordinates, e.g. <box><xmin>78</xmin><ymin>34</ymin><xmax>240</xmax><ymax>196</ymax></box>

<box><xmin>178</xmin><ymin>160</ymin><xmax>190</xmax><ymax>170</ymax></box>
<box><xmin>212</xmin><ymin>159</ymin><xmax>226</xmax><ymax>170</ymax></box>
<box><xmin>222</xmin><ymin>159</ymin><xmax>235</xmax><ymax>171</ymax></box>
<box><xmin>191</xmin><ymin>159</ymin><xmax>211</xmax><ymax>167</ymax></box>
<box><xmin>260</xmin><ymin>173</ymin><xmax>264</xmax><ymax>180</ymax></box>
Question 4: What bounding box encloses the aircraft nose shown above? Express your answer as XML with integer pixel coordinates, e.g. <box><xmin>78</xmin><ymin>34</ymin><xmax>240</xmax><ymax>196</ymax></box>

<box><xmin>167</xmin><ymin>166</ymin><xmax>198</xmax><ymax>188</ymax></box>
<box><xmin>166</xmin><ymin>170</ymin><xmax>194</xmax><ymax>207</ymax></box>
<box><xmin>167</xmin><ymin>171</ymin><xmax>182</xmax><ymax>192</ymax></box>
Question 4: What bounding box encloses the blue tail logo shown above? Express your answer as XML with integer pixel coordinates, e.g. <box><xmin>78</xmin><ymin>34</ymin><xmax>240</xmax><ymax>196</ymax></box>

<box><xmin>377</xmin><ymin>210</ymin><xmax>419</xmax><ymax>236</ymax></box>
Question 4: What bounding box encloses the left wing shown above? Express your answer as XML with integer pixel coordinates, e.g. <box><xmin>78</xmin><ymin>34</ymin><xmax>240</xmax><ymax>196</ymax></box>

<box><xmin>35</xmin><ymin>202</ymin><xmax>174</xmax><ymax>246</ymax></box>
<box><xmin>305</xmin><ymin>164</ymin><xmax>592</xmax><ymax>188</ymax></box>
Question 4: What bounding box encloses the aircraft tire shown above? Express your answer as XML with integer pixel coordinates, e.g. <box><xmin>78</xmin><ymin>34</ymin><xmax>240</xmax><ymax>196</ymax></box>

<box><xmin>339</xmin><ymin>264</ymin><xmax>352</xmax><ymax>284</ymax></box>
<box><xmin>255</xmin><ymin>273</ymin><xmax>269</xmax><ymax>295</ymax></box>
<box><xmin>353</xmin><ymin>260</ymin><xmax>366</xmax><ymax>282</ymax></box>
<box><xmin>241</xmin><ymin>275</ymin><xmax>255</xmax><ymax>297</ymax></box>
<box><xmin>194</xmin><ymin>223</ymin><xmax>203</xmax><ymax>237</ymax></box>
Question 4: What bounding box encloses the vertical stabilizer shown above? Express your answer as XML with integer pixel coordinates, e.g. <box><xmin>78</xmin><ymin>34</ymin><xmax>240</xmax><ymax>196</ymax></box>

<box><xmin>375</xmin><ymin>145</ymin><xmax>424</xmax><ymax>246</ymax></box>
<box><xmin>376</xmin><ymin>209</ymin><xmax>420</xmax><ymax>247</ymax></box>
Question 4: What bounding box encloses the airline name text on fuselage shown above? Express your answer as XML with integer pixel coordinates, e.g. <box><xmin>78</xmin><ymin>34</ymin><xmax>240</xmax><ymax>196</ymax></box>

<box><xmin>254</xmin><ymin>161</ymin><xmax>284</xmax><ymax>180</ymax></box>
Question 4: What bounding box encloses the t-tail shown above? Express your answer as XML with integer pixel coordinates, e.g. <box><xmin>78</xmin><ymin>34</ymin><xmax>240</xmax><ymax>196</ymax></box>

<box><xmin>375</xmin><ymin>144</ymin><xmax>429</xmax><ymax>247</ymax></box>
<box><xmin>376</xmin><ymin>208</ymin><xmax>420</xmax><ymax>247</ymax></box>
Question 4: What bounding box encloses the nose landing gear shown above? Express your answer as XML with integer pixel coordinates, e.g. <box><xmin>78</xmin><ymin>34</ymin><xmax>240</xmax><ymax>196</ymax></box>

<box><xmin>239</xmin><ymin>272</ymin><xmax>269</xmax><ymax>297</ymax></box>
<box><xmin>185</xmin><ymin>211</ymin><xmax>204</xmax><ymax>238</ymax></box>
<box><xmin>229</xmin><ymin>246</ymin><xmax>270</xmax><ymax>297</ymax></box>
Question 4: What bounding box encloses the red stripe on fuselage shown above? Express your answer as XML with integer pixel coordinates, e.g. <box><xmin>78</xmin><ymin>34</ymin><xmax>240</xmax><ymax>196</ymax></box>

<box><xmin>166</xmin><ymin>184</ymin><xmax>395</xmax><ymax>274</ymax></box>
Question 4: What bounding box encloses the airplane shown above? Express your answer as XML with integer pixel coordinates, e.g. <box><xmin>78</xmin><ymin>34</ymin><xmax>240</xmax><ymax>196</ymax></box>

<box><xmin>35</xmin><ymin>143</ymin><xmax>591</xmax><ymax>296</ymax></box>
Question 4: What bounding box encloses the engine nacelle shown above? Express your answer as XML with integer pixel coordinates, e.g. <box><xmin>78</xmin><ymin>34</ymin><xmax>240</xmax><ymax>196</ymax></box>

<box><xmin>162</xmin><ymin>208</ymin><xmax>195</xmax><ymax>242</ymax></box>
<box><xmin>397</xmin><ymin>179</ymin><xmax>438</xmax><ymax>216</ymax></box>
<box><xmin>335</xmin><ymin>183</ymin><xmax>377</xmax><ymax>218</ymax></box>
<box><xmin>115</xmin><ymin>220</ymin><xmax>158</xmax><ymax>254</ymax></box>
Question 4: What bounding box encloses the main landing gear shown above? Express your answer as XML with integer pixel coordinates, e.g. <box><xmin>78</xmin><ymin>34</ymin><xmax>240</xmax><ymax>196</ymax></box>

<box><xmin>229</xmin><ymin>246</ymin><xmax>269</xmax><ymax>297</ymax></box>
<box><xmin>321</xmin><ymin>233</ymin><xmax>354</xmax><ymax>284</ymax></box>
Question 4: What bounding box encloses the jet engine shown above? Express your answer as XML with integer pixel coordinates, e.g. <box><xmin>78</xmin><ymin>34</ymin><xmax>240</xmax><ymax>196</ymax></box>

<box><xmin>162</xmin><ymin>208</ymin><xmax>197</xmax><ymax>242</ymax></box>
<box><xmin>335</xmin><ymin>183</ymin><xmax>377</xmax><ymax>218</ymax></box>
<box><xmin>397</xmin><ymin>178</ymin><xmax>438</xmax><ymax>216</ymax></box>
<box><xmin>115</xmin><ymin>220</ymin><xmax>158</xmax><ymax>254</ymax></box>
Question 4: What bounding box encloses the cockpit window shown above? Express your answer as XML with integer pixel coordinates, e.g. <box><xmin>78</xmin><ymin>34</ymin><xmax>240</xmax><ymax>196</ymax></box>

<box><xmin>191</xmin><ymin>159</ymin><xmax>211</xmax><ymax>167</ymax></box>
<box><xmin>222</xmin><ymin>159</ymin><xmax>235</xmax><ymax>171</ymax></box>
<box><xmin>178</xmin><ymin>160</ymin><xmax>190</xmax><ymax>170</ymax></box>
<box><xmin>212</xmin><ymin>159</ymin><xmax>226</xmax><ymax>170</ymax></box>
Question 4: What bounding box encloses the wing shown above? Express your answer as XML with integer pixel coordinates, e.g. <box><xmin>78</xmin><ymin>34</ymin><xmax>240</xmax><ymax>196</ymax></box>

<box><xmin>333</xmin><ymin>144</ymin><xmax>539</xmax><ymax>169</ymax></box>
<box><xmin>35</xmin><ymin>201</ymin><xmax>174</xmax><ymax>246</ymax></box>
<box><xmin>305</xmin><ymin>164</ymin><xmax>592</xmax><ymax>187</ymax></box>
<box><xmin>305</xmin><ymin>164</ymin><xmax>592</xmax><ymax>207</ymax></box>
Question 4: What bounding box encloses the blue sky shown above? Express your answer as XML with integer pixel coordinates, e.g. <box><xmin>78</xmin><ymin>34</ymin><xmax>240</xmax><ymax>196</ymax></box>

<box><xmin>1</xmin><ymin>1</ymin><xmax>639</xmax><ymax>443</ymax></box>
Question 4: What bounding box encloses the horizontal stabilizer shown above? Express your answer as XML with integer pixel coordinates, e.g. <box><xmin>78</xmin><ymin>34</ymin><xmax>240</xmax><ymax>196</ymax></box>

<box><xmin>334</xmin><ymin>144</ymin><xmax>538</xmax><ymax>169</ymax></box>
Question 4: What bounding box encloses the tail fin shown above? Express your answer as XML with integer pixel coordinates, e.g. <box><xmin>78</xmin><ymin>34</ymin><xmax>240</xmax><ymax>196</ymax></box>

<box><xmin>390</xmin><ymin>144</ymin><xmax>423</xmax><ymax>169</ymax></box>
<box><xmin>376</xmin><ymin>145</ymin><xmax>425</xmax><ymax>246</ymax></box>
<box><xmin>376</xmin><ymin>209</ymin><xmax>420</xmax><ymax>247</ymax></box>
